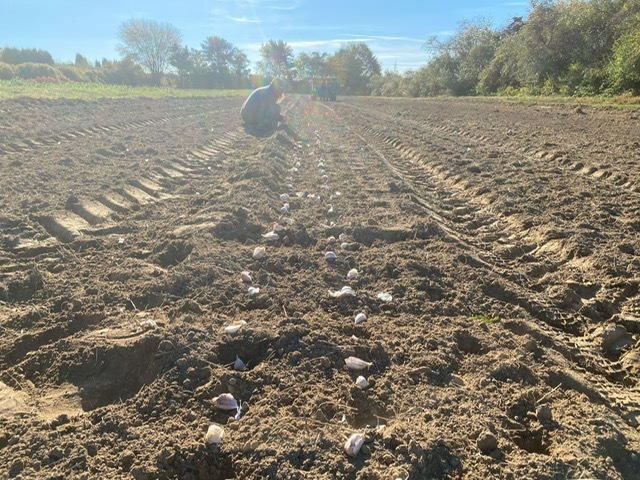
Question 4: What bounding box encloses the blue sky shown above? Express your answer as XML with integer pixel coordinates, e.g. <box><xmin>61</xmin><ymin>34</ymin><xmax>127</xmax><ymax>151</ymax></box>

<box><xmin>0</xmin><ymin>0</ymin><xmax>529</xmax><ymax>72</ymax></box>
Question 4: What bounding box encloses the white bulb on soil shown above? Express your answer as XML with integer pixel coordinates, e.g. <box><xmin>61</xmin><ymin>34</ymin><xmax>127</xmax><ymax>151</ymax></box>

<box><xmin>261</xmin><ymin>231</ymin><xmax>279</xmax><ymax>241</ymax></box>
<box><xmin>355</xmin><ymin>376</ymin><xmax>368</xmax><ymax>389</ymax></box>
<box><xmin>329</xmin><ymin>286</ymin><xmax>354</xmax><ymax>298</ymax></box>
<box><xmin>377</xmin><ymin>293</ymin><xmax>393</xmax><ymax>302</ymax></box>
<box><xmin>354</xmin><ymin>313</ymin><xmax>367</xmax><ymax>324</ymax></box>
<box><xmin>224</xmin><ymin>320</ymin><xmax>247</xmax><ymax>334</ymax></box>
<box><xmin>344</xmin><ymin>356</ymin><xmax>372</xmax><ymax>370</ymax></box>
<box><xmin>212</xmin><ymin>393</ymin><xmax>239</xmax><ymax>411</ymax></box>
<box><xmin>248</xmin><ymin>286</ymin><xmax>260</xmax><ymax>296</ymax></box>
<box><xmin>344</xmin><ymin>433</ymin><xmax>365</xmax><ymax>456</ymax></box>
<box><xmin>234</xmin><ymin>355</ymin><xmax>247</xmax><ymax>371</ymax></box>
<box><xmin>205</xmin><ymin>424</ymin><xmax>225</xmax><ymax>444</ymax></box>
<box><xmin>325</xmin><ymin>251</ymin><xmax>337</xmax><ymax>261</ymax></box>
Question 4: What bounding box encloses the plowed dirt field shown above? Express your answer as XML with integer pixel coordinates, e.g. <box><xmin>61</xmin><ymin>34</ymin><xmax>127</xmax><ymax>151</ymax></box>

<box><xmin>0</xmin><ymin>95</ymin><xmax>639</xmax><ymax>479</ymax></box>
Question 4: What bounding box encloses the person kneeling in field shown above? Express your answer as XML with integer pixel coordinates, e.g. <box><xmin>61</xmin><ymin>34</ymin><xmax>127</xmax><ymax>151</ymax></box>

<box><xmin>240</xmin><ymin>78</ymin><xmax>285</xmax><ymax>131</ymax></box>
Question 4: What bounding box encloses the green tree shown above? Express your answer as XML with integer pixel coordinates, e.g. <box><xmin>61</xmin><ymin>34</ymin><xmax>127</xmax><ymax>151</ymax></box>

<box><xmin>423</xmin><ymin>18</ymin><xmax>499</xmax><ymax>96</ymax></box>
<box><xmin>0</xmin><ymin>47</ymin><xmax>53</xmax><ymax>65</ymax></box>
<box><xmin>294</xmin><ymin>51</ymin><xmax>331</xmax><ymax>79</ymax></box>
<box><xmin>201</xmin><ymin>36</ymin><xmax>249</xmax><ymax>87</ymax></box>
<box><xmin>330</xmin><ymin>43</ymin><xmax>381</xmax><ymax>95</ymax></box>
<box><xmin>117</xmin><ymin>18</ymin><xmax>182</xmax><ymax>82</ymax></box>
<box><xmin>257</xmin><ymin>40</ymin><xmax>293</xmax><ymax>80</ymax></box>
<box><xmin>75</xmin><ymin>53</ymin><xmax>90</xmax><ymax>68</ymax></box>
<box><xmin>608</xmin><ymin>15</ymin><xmax>640</xmax><ymax>93</ymax></box>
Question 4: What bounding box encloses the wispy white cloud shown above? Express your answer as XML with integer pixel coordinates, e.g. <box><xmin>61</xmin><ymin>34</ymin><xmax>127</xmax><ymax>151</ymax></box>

<box><xmin>287</xmin><ymin>37</ymin><xmax>376</xmax><ymax>48</ymax></box>
<box><xmin>228</xmin><ymin>16</ymin><xmax>262</xmax><ymax>23</ymax></box>
<box><xmin>341</xmin><ymin>33</ymin><xmax>425</xmax><ymax>43</ymax></box>
<box><xmin>266</xmin><ymin>2</ymin><xmax>299</xmax><ymax>10</ymax></box>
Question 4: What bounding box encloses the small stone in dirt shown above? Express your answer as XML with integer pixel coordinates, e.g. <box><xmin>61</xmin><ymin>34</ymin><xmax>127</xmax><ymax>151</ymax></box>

<box><xmin>234</xmin><ymin>207</ymin><xmax>249</xmax><ymax>219</ymax></box>
<box><xmin>388</xmin><ymin>182</ymin><xmax>401</xmax><ymax>193</ymax></box>
<box><xmin>477</xmin><ymin>431</ymin><xmax>498</xmax><ymax>453</ymax></box>
<box><xmin>50</xmin><ymin>414</ymin><xmax>69</xmax><ymax>428</ymax></box>
<box><xmin>48</xmin><ymin>263</ymin><xmax>64</xmax><ymax>273</ymax></box>
<box><xmin>536</xmin><ymin>404</ymin><xmax>553</xmax><ymax>423</ymax></box>
<box><xmin>183</xmin><ymin>299</ymin><xmax>203</xmax><ymax>313</ymax></box>
<box><xmin>381</xmin><ymin>452</ymin><xmax>395</xmax><ymax>465</ymax></box>
<box><xmin>121</xmin><ymin>450</ymin><xmax>135</xmax><ymax>471</ymax></box>
<box><xmin>158</xmin><ymin>340</ymin><xmax>175</xmax><ymax>352</ymax></box>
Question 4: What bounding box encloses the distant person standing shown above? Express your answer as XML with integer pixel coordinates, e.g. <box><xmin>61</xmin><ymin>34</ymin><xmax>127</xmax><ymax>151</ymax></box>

<box><xmin>240</xmin><ymin>78</ymin><xmax>285</xmax><ymax>130</ymax></box>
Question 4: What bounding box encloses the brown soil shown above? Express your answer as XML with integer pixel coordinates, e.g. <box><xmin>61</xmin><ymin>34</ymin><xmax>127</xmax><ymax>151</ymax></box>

<box><xmin>0</xmin><ymin>94</ymin><xmax>639</xmax><ymax>479</ymax></box>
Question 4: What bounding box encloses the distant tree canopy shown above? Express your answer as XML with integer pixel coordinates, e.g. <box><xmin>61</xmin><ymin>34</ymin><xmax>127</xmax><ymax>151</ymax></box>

<box><xmin>372</xmin><ymin>0</ymin><xmax>640</xmax><ymax>97</ymax></box>
<box><xmin>257</xmin><ymin>40</ymin><xmax>294</xmax><ymax>80</ymax></box>
<box><xmin>117</xmin><ymin>19</ymin><xmax>182</xmax><ymax>80</ymax></box>
<box><xmin>7</xmin><ymin>1</ymin><xmax>640</xmax><ymax>98</ymax></box>
<box><xmin>330</xmin><ymin>43</ymin><xmax>381</xmax><ymax>95</ymax></box>
<box><xmin>0</xmin><ymin>47</ymin><xmax>54</xmax><ymax>65</ymax></box>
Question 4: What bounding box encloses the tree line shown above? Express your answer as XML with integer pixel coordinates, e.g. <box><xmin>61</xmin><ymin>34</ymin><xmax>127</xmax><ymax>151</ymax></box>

<box><xmin>372</xmin><ymin>0</ymin><xmax>640</xmax><ymax>97</ymax></box>
<box><xmin>2</xmin><ymin>0</ymin><xmax>639</xmax><ymax>97</ymax></box>
<box><xmin>0</xmin><ymin>17</ymin><xmax>381</xmax><ymax>94</ymax></box>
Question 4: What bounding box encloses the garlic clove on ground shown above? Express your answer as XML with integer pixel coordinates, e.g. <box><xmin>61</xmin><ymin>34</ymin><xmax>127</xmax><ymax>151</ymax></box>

<box><xmin>253</xmin><ymin>247</ymin><xmax>266</xmax><ymax>260</ymax></box>
<box><xmin>248</xmin><ymin>286</ymin><xmax>260</xmax><ymax>296</ymax></box>
<box><xmin>344</xmin><ymin>433</ymin><xmax>365</xmax><ymax>456</ymax></box>
<box><xmin>355</xmin><ymin>376</ymin><xmax>368</xmax><ymax>389</ymax></box>
<box><xmin>347</xmin><ymin>268</ymin><xmax>358</xmax><ymax>280</ymax></box>
<box><xmin>234</xmin><ymin>355</ymin><xmax>247</xmax><ymax>371</ymax></box>
<box><xmin>224</xmin><ymin>320</ymin><xmax>247</xmax><ymax>334</ymax></box>
<box><xmin>354</xmin><ymin>312</ymin><xmax>367</xmax><ymax>324</ymax></box>
<box><xmin>329</xmin><ymin>286</ymin><xmax>354</xmax><ymax>298</ymax></box>
<box><xmin>212</xmin><ymin>393</ymin><xmax>239</xmax><ymax>411</ymax></box>
<box><xmin>205</xmin><ymin>424</ymin><xmax>225</xmax><ymax>444</ymax></box>
<box><xmin>240</xmin><ymin>271</ymin><xmax>252</xmax><ymax>283</ymax></box>
<box><xmin>377</xmin><ymin>293</ymin><xmax>393</xmax><ymax>302</ymax></box>
<box><xmin>261</xmin><ymin>231</ymin><xmax>280</xmax><ymax>241</ymax></box>
<box><xmin>344</xmin><ymin>356</ymin><xmax>373</xmax><ymax>370</ymax></box>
